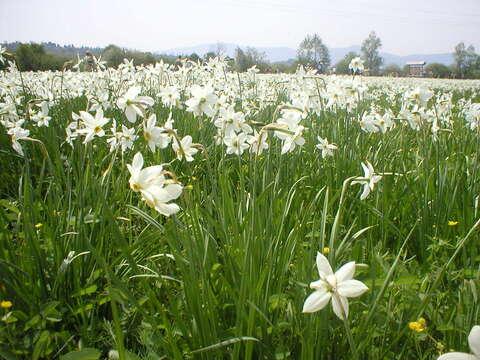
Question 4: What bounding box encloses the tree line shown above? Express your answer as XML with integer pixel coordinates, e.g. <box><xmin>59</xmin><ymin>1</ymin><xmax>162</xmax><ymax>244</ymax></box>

<box><xmin>2</xmin><ymin>39</ymin><xmax>480</xmax><ymax>78</ymax></box>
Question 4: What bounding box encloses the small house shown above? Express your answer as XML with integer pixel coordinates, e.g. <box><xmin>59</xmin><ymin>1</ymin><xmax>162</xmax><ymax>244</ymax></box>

<box><xmin>406</xmin><ymin>61</ymin><xmax>427</xmax><ymax>77</ymax></box>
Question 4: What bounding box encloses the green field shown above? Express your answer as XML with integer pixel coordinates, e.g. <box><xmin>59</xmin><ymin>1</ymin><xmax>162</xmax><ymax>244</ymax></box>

<box><xmin>1</xmin><ymin>59</ymin><xmax>480</xmax><ymax>359</ymax></box>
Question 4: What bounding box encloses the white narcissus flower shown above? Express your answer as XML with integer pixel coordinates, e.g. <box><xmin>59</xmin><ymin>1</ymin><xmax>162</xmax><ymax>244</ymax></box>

<box><xmin>316</xmin><ymin>137</ymin><xmax>338</xmax><ymax>158</ymax></box>
<box><xmin>117</xmin><ymin>86</ymin><xmax>154</xmax><ymax>123</ymax></box>
<box><xmin>78</xmin><ymin>109</ymin><xmax>109</xmax><ymax>144</ymax></box>
<box><xmin>247</xmin><ymin>130</ymin><xmax>269</xmax><ymax>155</ymax></box>
<box><xmin>127</xmin><ymin>152</ymin><xmax>165</xmax><ymax>192</ymax></box>
<box><xmin>349</xmin><ymin>57</ymin><xmax>364</xmax><ymax>74</ymax></box>
<box><xmin>224</xmin><ymin>132</ymin><xmax>249</xmax><ymax>155</ymax></box>
<box><xmin>9</xmin><ymin>127</ymin><xmax>30</xmax><ymax>156</ymax></box>
<box><xmin>185</xmin><ymin>85</ymin><xmax>218</xmax><ymax>117</ymax></box>
<box><xmin>172</xmin><ymin>135</ymin><xmax>198</xmax><ymax>162</ymax></box>
<box><xmin>438</xmin><ymin>326</ymin><xmax>480</xmax><ymax>360</ymax></box>
<box><xmin>0</xmin><ymin>46</ymin><xmax>6</xmax><ymax>64</ymax></box>
<box><xmin>143</xmin><ymin>114</ymin><xmax>170</xmax><ymax>152</ymax></box>
<box><xmin>141</xmin><ymin>184</ymin><xmax>183</xmax><ymax>217</ymax></box>
<box><xmin>351</xmin><ymin>161</ymin><xmax>382</xmax><ymax>200</ymax></box>
<box><xmin>303</xmin><ymin>252</ymin><xmax>368</xmax><ymax>320</ymax></box>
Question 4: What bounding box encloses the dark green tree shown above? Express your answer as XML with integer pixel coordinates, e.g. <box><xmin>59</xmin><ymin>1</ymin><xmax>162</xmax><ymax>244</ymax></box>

<box><xmin>361</xmin><ymin>31</ymin><xmax>383</xmax><ymax>75</ymax></box>
<box><xmin>425</xmin><ymin>63</ymin><xmax>451</xmax><ymax>78</ymax></box>
<box><xmin>297</xmin><ymin>34</ymin><xmax>330</xmax><ymax>70</ymax></box>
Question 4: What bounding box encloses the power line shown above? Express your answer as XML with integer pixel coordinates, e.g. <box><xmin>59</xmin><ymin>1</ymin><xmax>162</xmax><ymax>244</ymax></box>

<box><xmin>214</xmin><ymin>0</ymin><xmax>480</xmax><ymax>27</ymax></box>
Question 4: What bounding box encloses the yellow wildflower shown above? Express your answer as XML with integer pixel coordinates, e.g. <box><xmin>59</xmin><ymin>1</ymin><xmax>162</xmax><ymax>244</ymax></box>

<box><xmin>322</xmin><ymin>247</ymin><xmax>330</xmax><ymax>255</ymax></box>
<box><xmin>448</xmin><ymin>221</ymin><xmax>459</xmax><ymax>226</ymax></box>
<box><xmin>1</xmin><ymin>300</ymin><xmax>12</xmax><ymax>309</ymax></box>
<box><xmin>409</xmin><ymin>317</ymin><xmax>427</xmax><ymax>332</ymax></box>
<box><xmin>35</xmin><ymin>223</ymin><xmax>43</xmax><ymax>228</ymax></box>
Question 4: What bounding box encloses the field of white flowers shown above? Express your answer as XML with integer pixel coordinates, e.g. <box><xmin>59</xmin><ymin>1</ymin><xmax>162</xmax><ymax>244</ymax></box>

<box><xmin>0</xmin><ymin>54</ymin><xmax>479</xmax><ymax>359</ymax></box>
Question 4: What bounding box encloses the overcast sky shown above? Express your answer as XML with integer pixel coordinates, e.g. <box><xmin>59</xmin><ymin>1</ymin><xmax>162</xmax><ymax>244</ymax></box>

<box><xmin>1</xmin><ymin>0</ymin><xmax>479</xmax><ymax>55</ymax></box>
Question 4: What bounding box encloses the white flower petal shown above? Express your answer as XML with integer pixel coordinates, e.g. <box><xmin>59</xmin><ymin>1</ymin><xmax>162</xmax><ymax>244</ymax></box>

<box><xmin>331</xmin><ymin>295</ymin><xmax>349</xmax><ymax>320</ymax></box>
<box><xmin>302</xmin><ymin>289</ymin><xmax>331</xmax><ymax>313</ymax></box>
<box><xmin>125</xmin><ymin>107</ymin><xmax>137</xmax><ymax>123</ymax></box>
<box><xmin>132</xmin><ymin>153</ymin><xmax>143</xmax><ymax>172</ymax></box>
<box><xmin>437</xmin><ymin>353</ymin><xmax>476</xmax><ymax>360</ymax></box>
<box><xmin>155</xmin><ymin>203</ymin><xmax>180</xmax><ymax>216</ymax></box>
<box><xmin>316</xmin><ymin>252</ymin><xmax>333</xmax><ymax>278</ymax></box>
<box><xmin>468</xmin><ymin>325</ymin><xmax>480</xmax><ymax>357</ymax></box>
<box><xmin>337</xmin><ymin>279</ymin><xmax>368</xmax><ymax>298</ymax></box>
<box><xmin>335</xmin><ymin>262</ymin><xmax>356</xmax><ymax>283</ymax></box>
<box><xmin>360</xmin><ymin>184</ymin><xmax>371</xmax><ymax>200</ymax></box>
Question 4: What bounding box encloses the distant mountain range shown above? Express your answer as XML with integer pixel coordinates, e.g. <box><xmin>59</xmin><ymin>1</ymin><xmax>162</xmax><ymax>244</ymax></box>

<box><xmin>161</xmin><ymin>43</ymin><xmax>454</xmax><ymax>66</ymax></box>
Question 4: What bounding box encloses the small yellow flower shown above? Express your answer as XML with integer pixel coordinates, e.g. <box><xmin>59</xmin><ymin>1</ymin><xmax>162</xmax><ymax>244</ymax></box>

<box><xmin>322</xmin><ymin>247</ymin><xmax>330</xmax><ymax>255</ymax></box>
<box><xmin>53</xmin><ymin>210</ymin><xmax>60</xmax><ymax>216</ymax></box>
<box><xmin>1</xmin><ymin>301</ymin><xmax>12</xmax><ymax>309</ymax></box>
<box><xmin>185</xmin><ymin>185</ymin><xmax>193</xmax><ymax>190</ymax></box>
<box><xmin>191</xmin><ymin>176</ymin><xmax>197</xmax><ymax>181</ymax></box>
<box><xmin>408</xmin><ymin>317</ymin><xmax>427</xmax><ymax>332</ymax></box>
<box><xmin>448</xmin><ymin>221</ymin><xmax>459</xmax><ymax>226</ymax></box>
<box><xmin>35</xmin><ymin>223</ymin><xmax>43</xmax><ymax>228</ymax></box>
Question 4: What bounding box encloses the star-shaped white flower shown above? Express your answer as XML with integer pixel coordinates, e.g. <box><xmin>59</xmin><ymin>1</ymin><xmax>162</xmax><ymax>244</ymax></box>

<box><xmin>351</xmin><ymin>161</ymin><xmax>382</xmax><ymax>200</ymax></box>
<box><xmin>303</xmin><ymin>252</ymin><xmax>368</xmax><ymax>320</ymax></box>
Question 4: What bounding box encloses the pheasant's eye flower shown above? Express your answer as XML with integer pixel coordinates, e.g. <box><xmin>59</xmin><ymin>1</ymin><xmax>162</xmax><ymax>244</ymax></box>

<box><xmin>438</xmin><ymin>325</ymin><xmax>480</xmax><ymax>360</ymax></box>
<box><xmin>9</xmin><ymin>126</ymin><xmax>30</xmax><ymax>156</ymax></box>
<box><xmin>302</xmin><ymin>252</ymin><xmax>368</xmax><ymax>320</ymax></box>
<box><xmin>143</xmin><ymin>114</ymin><xmax>170</xmax><ymax>152</ymax></box>
<box><xmin>349</xmin><ymin>57</ymin><xmax>364</xmax><ymax>74</ymax></box>
<box><xmin>172</xmin><ymin>135</ymin><xmax>199</xmax><ymax>162</ymax></box>
<box><xmin>140</xmin><ymin>184</ymin><xmax>183</xmax><ymax>217</ymax></box>
<box><xmin>316</xmin><ymin>137</ymin><xmax>338</xmax><ymax>158</ymax></box>
<box><xmin>0</xmin><ymin>46</ymin><xmax>6</xmax><ymax>64</ymax></box>
<box><xmin>117</xmin><ymin>86</ymin><xmax>154</xmax><ymax>123</ymax></box>
<box><xmin>185</xmin><ymin>85</ymin><xmax>218</xmax><ymax>117</ymax></box>
<box><xmin>127</xmin><ymin>152</ymin><xmax>165</xmax><ymax>192</ymax></box>
<box><xmin>409</xmin><ymin>318</ymin><xmax>427</xmax><ymax>332</ymax></box>
<box><xmin>351</xmin><ymin>161</ymin><xmax>382</xmax><ymax>200</ymax></box>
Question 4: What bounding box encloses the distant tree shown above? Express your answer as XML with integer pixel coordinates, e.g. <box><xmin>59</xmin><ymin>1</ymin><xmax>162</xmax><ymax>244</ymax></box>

<box><xmin>361</xmin><ymin>31</ymin><xmax>383</xmax><ymax>75</ymax></box>
<box><xmin>382</xmin><ymin>64</ymin><xmax>402</xmax><ymax>77</ymax></box>
<box><xmin>453</xmin><ymin>42</ymin><xmax>478</xmax><ymax>78</ymax></box>
<box><xmin>189</xmin><ymin>53</ymin><xmax>200</xmax><ymax>62</ymax></box>
<box><xmin>235</xmin><ymin>47</ymin><xmax>268</xmax><ymax>72</ymax></box>
<box><xmin>425</xmin><ymin>63</ymin><xmax>451</xmax><ymax>78</ymax></box>
<box><xmin>297</xmin><ymin>34</ymin><xmax>330</xmax><ymax>70</ymax></box>
<box><xmin>334</xmin><ymin>52</ymin><xmax>359</xmax><ymax>74</ymax></box>
<box><xmin>102</xmin><ymin>44</ymin><xmax>125</xmax><ymax>68</ymax></box>
<box><xmin>15</xmin><ymin>43</ymin><xmax>67</xmax><ymax>71</ymax></box>
<box><xmin>204</xmin><ymin>51</ymin><xmax>216</xmax><ymax>61</ymax></box>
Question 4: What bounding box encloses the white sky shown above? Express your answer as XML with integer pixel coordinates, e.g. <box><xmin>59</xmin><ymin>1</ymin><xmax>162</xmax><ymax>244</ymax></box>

<box><xmin>1</xmin><ymin>0</ymin><xmax>479</xmax><ymax>55</ymax></box>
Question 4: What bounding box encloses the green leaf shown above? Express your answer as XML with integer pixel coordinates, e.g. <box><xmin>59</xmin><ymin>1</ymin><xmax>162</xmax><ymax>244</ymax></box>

<box><xmin>60</xmin><ymin>348</ymin><xmax>101</xmax><ymax>360</ymax></box>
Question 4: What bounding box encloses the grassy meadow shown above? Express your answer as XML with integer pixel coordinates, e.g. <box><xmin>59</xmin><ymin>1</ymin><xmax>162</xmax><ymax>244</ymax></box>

<box><xmin>0</xmin><ymin>58</ymin><xmax>480</xmax><ymax>359</ymax></box>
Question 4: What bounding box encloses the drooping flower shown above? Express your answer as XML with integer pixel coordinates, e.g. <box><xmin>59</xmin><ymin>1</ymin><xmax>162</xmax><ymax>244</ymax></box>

<box><xmin>438</xmin><ymin>326</ymin><xmax>480</xmax><ymax>360</ymax></box>
<box><xmin>351</xmin><ymin>161</ymin><xmax>382</xmax><ymax>200</ymax></box>
<box><xmin>303</xmin><ymin>252</ymin><xmax>368</xmax><ymax>320</ymax></box>
<box><xmin>9</xmin><ymin>126</ymin><xmax>30</xmax><ymax>156</ymax></box>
